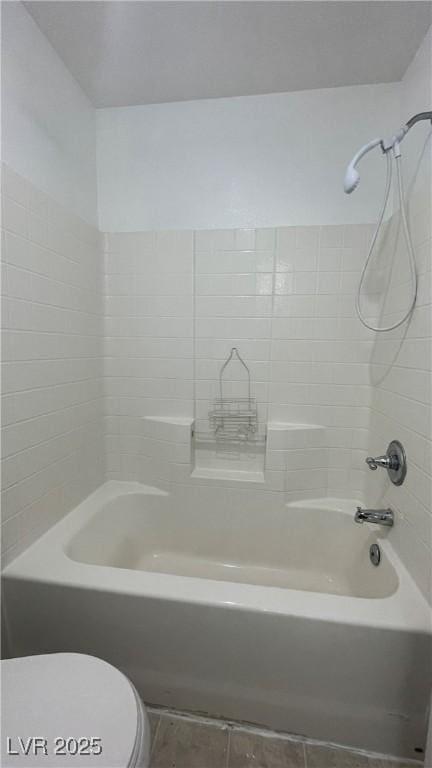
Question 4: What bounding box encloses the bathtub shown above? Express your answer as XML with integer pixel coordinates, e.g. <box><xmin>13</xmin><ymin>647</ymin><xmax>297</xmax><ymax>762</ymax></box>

<box><xmin>2</xmin><ymin>481</ymin><xmax>431</xmax><ymax>759</ymax></box>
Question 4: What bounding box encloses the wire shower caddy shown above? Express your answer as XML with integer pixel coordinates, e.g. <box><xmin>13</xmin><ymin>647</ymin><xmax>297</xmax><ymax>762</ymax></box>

<box><xmin>194</xmin><ymin>347</ymin><xmax>265</xmax><ymax>446</ymax></box>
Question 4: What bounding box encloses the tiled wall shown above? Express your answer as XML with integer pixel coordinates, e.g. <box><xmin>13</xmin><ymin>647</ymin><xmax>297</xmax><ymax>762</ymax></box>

<box><xmin>103</xmin><ymin>223</ymin><xmax>375</xmax><ymax>500</ymax></box>
<box><xmin>1</xmin><ymin>165</ymin><xmax>104</xmax><ymax>566</ymax></box>
<box><xmin>367</xmin><ymin>187</ymin><xmax>432</xmax><ymax>601</ymax></box>
<box><xmin>193</xmin><ymin>228</ymin><xmax>272</xmax><ymax>481</ymax></box>
<box><xmin>104</xmin><ymin>231</ymin><xmax>194</xmax><ymax>484</ymax></box>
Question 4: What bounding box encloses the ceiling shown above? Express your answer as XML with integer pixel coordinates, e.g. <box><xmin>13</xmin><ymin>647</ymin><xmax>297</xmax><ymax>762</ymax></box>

<box><xmin>25</xmin><ymin>1</ymin><xmax>431</xmax><ymax>108</ymax></box>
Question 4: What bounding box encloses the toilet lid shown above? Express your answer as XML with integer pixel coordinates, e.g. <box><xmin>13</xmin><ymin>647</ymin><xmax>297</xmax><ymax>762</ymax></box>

<box><xmin>1</xmin><ymin>653</ymin><xmax>144</xmax><ymax>767</ymax></box>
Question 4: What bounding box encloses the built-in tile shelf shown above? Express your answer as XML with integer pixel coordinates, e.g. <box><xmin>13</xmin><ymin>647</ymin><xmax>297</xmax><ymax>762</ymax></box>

<box><xmin>190</xmin><ymin>466</ymin><xmax>266</xmax><ymax>483</ymax></box>
<box><xmin>140</xmin><ymin>416</ymin><xmax>328</xmax><ymax>490</ymax></box>
<box><xmin>142</xmin><ymin>416</ymin><xmax>194</xmax><ymax>441</ymax></box>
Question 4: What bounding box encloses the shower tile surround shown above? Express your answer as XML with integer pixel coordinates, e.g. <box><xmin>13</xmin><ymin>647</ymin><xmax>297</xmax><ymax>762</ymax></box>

<box><xmin>103</xmin><ymin>224</ymin><xmax>374</xmax><ymax>501</ymax></box>
<box><xmin>1</xmin><ymin>167</ymin><xmax>431</xmax><ymax>606</ymax></box>
<box><xmin>367</xmin><ymin>186</ymin><xmax>432</xmax><ymax>600</ymax></box>
<box><xmin>1</xmin><ymin>165</ymin><xmax>104</xmax><ymax>566</ymax></box>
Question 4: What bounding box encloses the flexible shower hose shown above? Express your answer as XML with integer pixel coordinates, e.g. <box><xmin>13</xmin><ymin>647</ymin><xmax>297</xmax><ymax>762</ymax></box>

<box><xmin>355</xmin><ymin>148</ymin><xmax>418</xmax><ymax>332</ymax></box>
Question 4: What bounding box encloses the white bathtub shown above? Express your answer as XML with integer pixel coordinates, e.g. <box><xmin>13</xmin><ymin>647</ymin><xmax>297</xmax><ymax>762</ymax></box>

<box><xmin>2</xmin><ymin>481</ymin><xmax>431</xmax><ymax>759</ymax></box>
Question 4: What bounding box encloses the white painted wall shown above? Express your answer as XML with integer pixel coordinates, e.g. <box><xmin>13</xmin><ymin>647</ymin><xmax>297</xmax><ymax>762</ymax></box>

<box><xmin>1</xmin><ymin>2</ymin><xmax>97</xmax><ymax>225</ymax></box>
<box><xmin>400</xmin><ymin>27</ymin><xmax>431</xmax><ymax>200</ymax></box>
<box><xmin>97</xmin><ymin>83</ymin><xmax>400</xmax><ymax>232</ymax></box>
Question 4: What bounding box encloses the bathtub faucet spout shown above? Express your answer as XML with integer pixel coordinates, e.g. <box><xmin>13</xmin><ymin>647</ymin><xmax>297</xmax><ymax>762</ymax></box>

<box><xmin>354</xmin><ymin>507</ymin><xmax>394</xmax><ymax>527</ymax></box>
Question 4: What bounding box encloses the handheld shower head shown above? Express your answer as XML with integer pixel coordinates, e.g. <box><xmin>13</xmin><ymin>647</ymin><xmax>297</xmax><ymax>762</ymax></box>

<box><xmin>343</xmin><ymin>138</ymin><xmax>383</xmax><ymax>194</ymax></box>
<box><xmin>344</xmin><ymin>113</ymin><xmax>431</xmax><ymax>195</ymax></box>
<box><xmin>344</xmin><ymin>165</ymin><xmax>360</xmax><ymax>194</ymax></box>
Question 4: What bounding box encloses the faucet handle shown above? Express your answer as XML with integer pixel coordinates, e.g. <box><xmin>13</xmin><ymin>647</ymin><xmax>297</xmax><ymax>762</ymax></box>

<box><xmin>366</xmin><ymin>457</ymin><xmax>378</xmax><ymax>470</ymax></box>
<box><xmin>364</xmin><ymin>441</ymin><xmax>407</xmax><ymax>486</ymax></box>
<box><xmin>366</xmin><ymin>454</ymin><xmax>391</xmax><ymax>470</ymax></box>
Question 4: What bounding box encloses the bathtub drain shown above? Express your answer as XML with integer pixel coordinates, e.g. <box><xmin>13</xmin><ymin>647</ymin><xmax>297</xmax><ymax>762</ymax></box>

<box><xmin>369</xmin><ymin>543</ymin><xmax>381</xmax><ymax>566</ymax></box>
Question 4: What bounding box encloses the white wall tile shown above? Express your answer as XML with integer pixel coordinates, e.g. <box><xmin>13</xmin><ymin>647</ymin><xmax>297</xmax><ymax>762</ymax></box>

<box><xmin>1</xmin><ymin>165</ymin><xmax>104</xmax><ymax>565</ymax></box>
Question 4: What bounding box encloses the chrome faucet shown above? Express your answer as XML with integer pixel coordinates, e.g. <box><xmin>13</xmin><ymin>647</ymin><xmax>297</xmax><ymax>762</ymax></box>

<box><xmin>355</xmin><ymin>506</ymin><xmax>394</xmax><ymax>527</ymax></box>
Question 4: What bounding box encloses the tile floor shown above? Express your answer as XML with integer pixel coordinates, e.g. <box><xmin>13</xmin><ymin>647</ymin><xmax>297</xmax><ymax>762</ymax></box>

<box><xmin>148</xmin><ymin>709</ymin><xmax>422</xmax><ymax>768</ymax></box>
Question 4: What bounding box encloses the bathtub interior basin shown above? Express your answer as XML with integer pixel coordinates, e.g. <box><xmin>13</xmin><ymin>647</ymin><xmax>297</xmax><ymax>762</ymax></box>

<box><xmin>65</xmin><ymin>492</ymin><xmax>398</xmax><ymax>598</ymax></box>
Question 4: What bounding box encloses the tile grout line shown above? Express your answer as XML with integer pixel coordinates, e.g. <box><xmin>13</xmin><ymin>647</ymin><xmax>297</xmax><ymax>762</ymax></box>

<box><xmin>146</xmin><ymin>705</ymin><xmax>422</xmax><ymax>766</ymax></box>
<box><xmin>302</xmin><ymin>740</ymin><xmax>308</xmax><ymax>768</ymax></box>
<box><xmin>149</xmin><ymin>715</ymin><xmax>161</xmax><ymax>761</ymax></box>
<box><xmin>225</xmin><ymin>727</ymin><xmax>231</xmax><ymax>768</ymax></box>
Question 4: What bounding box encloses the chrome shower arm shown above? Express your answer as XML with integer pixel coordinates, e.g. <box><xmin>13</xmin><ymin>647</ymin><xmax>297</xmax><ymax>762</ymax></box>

<box><xmin>390</xmin><ymin>111</ymin><xmax>432</xmax><ymax>147</ymax></box>
<box><xmin>405</xmin><ymin>111</ymin><xmax>432</xmax><ymax>130</ymax></box>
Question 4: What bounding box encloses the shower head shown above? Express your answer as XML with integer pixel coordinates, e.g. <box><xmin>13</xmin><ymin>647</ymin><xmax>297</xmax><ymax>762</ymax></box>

<box><xmin>344</xmin><ymin>138</ymin><xmax>383</xmax><ymax>194</ymax></box>
<box><xmin>344</xmin><ymin>111</ymin><xmax>432</xmax><ymax>194</ymax></box>
<box><xmin>344</xmin><ymin>165</ymin><xmax>360</xmax><ymax>194</ymax></box>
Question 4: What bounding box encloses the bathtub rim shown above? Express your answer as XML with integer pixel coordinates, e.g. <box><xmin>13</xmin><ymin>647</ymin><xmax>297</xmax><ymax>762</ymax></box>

<box><xmin>2</xmin><ymin>480</ymin><xmax>431</xmax><ymax>635</ymax></box>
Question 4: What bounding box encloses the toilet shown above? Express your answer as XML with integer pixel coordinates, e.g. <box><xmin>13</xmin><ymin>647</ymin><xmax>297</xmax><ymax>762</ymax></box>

<box><xmin>1</xmin><ymin>653</ymin><xmax>151</xmax><ymax>767</ymax></box>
